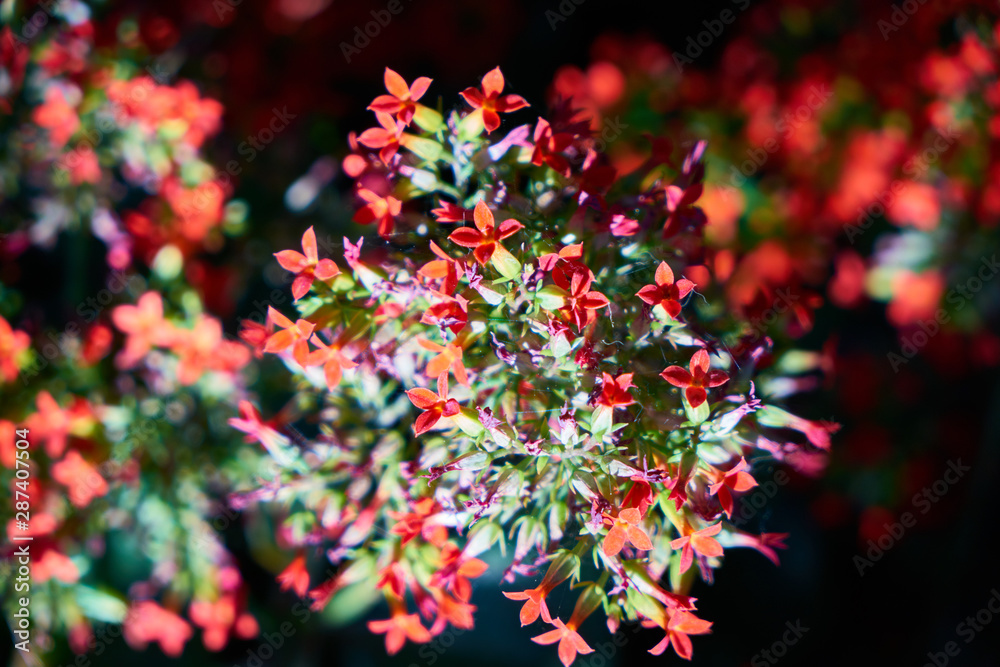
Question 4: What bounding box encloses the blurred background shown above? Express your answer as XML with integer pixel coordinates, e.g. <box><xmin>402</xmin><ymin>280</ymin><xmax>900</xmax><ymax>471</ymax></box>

<box><xmin>3</xmin><ymin>0</ymin><xmax>1000</xmax><ymax>665</ymax></box>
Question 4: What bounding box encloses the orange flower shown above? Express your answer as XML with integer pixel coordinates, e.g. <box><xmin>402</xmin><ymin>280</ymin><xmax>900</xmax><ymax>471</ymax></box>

<box><xmin>708</xmin><ymin>457</ymin><xmax>758</xmax><ymax>518</ymax></box>
<box><xmin>660</xmin><ymin>349</ymin><xmax>729</xmax><ymax>408</ymax></box>
<box><xmin>417</xmin><ymin>336</ymin><xmax>469</xmax><ymax>386</ymax></box>
<box><xmin>447</xmin><ymin>200</ymin><xmax>523</xmax><ymax>266</ymax></box>
<box><xmin>357</xmin><ymin>111</ymin><xmax>405</xmax><ymax>165</ymax></box>
<box><xmin>264</xmin><ymin>307</ymin><xmax>315</xmax><ymax>366</ymax></box>
<box><xmin>51</xmin><ymin>451</ymin><xmax>108</xmax><ymax>508</ymax></box>
<box><xmin>421</xmin><ymin>296</ymin><xmax>469</xmax><ymax>335</ymax></box>
<box><xmin>460</xmin><ymin>67</ymin><xmax>530</xmax><ymax>133</ymax></box>
<box><xmin>670</xmin><ymin>522</ymin><xmax>723</xmax><ymax>573</ymax></box>
<box><xmin>173</xmin><ymin>316</ymin><xmax>250</xmax><ymax>385</ymax></box>
<box><xmin>432</xmin><ymin>591</ymin><xmax>476</xmax><ymax>632</ymax></box>
<box><xmin>32</xmin><ymin>88</ymin><xmax>79</xmax><ymax>148</ymax></box>
<box><xmin>274</xmin><ymin>226</ymin><xmax>341</xmax><ymax>301</ymax></box>
<box><xmin>430</xmin><ymin>543</ymin><xmax>488</xmax><ymax>602</ymax></box>
<box><xmin>277</xmin><ymin>554</ymin><xmax>310</xmax><ymax>598</ymax></box>
<box><xmin>111</xmin><ymin>291</ymin><xmax>169</xmax><ymax>368</ymax></box>
<box><xmin>418</xmin><ymin>240</ymin><xmax>465</xmax><ymax>296</ymax></box>
<box><xmin>24</xmin><ymin>392</ymin><xmax>92</xmax><ymax>458</ymax></box>
<box><xmin>405</xmin><ymin>375</ymin><xmax>461</xmax><ymax>435</ymax></box>
<box><xmin>367</xmin><ymin>597</ymin><xmax>432</xmax><ymax>655</ymax></box>
<box><xmin>304</xmin><ymin>334</ymin><xmax>358</xmax><ymax>390</ymax></box>
<box><xmin>647</xmin><ymin>608</ymin><xmax>713</xmax><ymax>660</ymax></box>
<box><xmin>595</xmin><ymin>372</ymin><xmax>636</xmax><ymax>410</ymax></box>
<box><xmin>353</xmin><ymin>187</ymin><xmax>402</xmax><ymax>238</ymax></box>
<box><xmin>123</xmin><ymin>601</ymin><xmax>193</xmax><ymax>658</ymax></box>
<box><xmin>636</xmin><ymin>261</ymin><xmax>695</xmax><ymax>319</ymax></box>
<box><xmin>602</xmin><ymin>507</ymin><xmax>653</xmax><ymax>557</ymax></box>
<box><xmin>189</xmin><ymin>594</ymin><xmax>259</xmax><ymax>652</ymax></box>
<box><xmin>368</xmin><ymin>67</ymin><xmax>432</xmax><ymax>126</ymax></box>
<box><xmin>0</xmin><ymin>315</ymin><xmax>30</xmax><ymax>382</ymax></box>
<box><xmin>389</xmin><ymin>497</ymin><xmax>448</xmax><ymax>546</ymax></box>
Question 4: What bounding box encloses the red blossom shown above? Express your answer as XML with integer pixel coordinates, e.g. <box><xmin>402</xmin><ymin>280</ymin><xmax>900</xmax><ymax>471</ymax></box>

<box><xmin>357</xmin><ymin>111</ymin><xmax>404</xmax><ymax>165</ymax></box>
<box><xmin>353</xmin><ymin>187</ymin><xmax>402</xmax><ymax>238</ymax></box>
<box><xmin>367</xmin><ymin>597</ymin><xmax>433</xmax><ymax>655</ymax></box>
<box><xmin>595</xmin><ymin>372</ymin><xmax>636</xmax><ymax>410</ymax></box>
<box><xmin>304</xmin><ymin>334</ymin><xmax>358</xmax><ymax>390</ymax></box>
<box><xmin>670</xmin><ymin>522</ymin><xmax>723</xmax><ymax>574</ymax></box>
<box><xmin>274</xmin><ymin>226</ymin><xmax>341</xmax><ymax>301</ymax></box>
<box><xmin>368</xmin><ymin>67</ymin><xmax>432</xmax><ymax>126</ymax></box>
<box><xmin>277</xmin><ymin>554</ymin><xmax>310</xmax><ymax>598</ymax></box>
<box><xmin>531</xmin><ymin>117</ymin><xmax>574</xmax><ymax>176</ymax></box>
<box><xmin>0</xmin><ymin>315</ymin><xmax>30</xmax><ymax>382</ymax></box>
<box><xmin>708</xmin><ymin>457</ymin><xmax>758</xmax><ymax>518</ymax></box>
<box><xmin>447</xmin><ymin>200</ymin><xmax>523</xmax><ymax>267</ymax></box>
<box><xmin>406</xmin><ymin>375</ymin><xmax>461</xmax><ymax>436</ymax></box>
<box><xmin>602</xmin><ymin>507</ymin><xmax>652</xmax><ymax>557</ymax></box>
<box><xmin>460</xmin><ymin>67</ymin><xmax>530</xmax><ymax>133</ymax></box>
<box><xmin>552</xmin><ymin>261</ymin><xmax>609</xmax><ymax>330</ymax></box>
<box><xmin>264</xmin><ymin>307</ymin><xmax>315</xmax><ymax>366</ymax></box>
<box><xmin>647</xmin><ymin>608</ymin><xmax>713</xmax><ymax>660</ymax></box>
<box><xmin>660</xmin><ymin>349</ymin><xmax>729</xmax><ymax>408</ymax></box>
<box><xmin>636</xmin><ymin>261</ymin><xmax>695</xmax><ymax>319</ymax></box>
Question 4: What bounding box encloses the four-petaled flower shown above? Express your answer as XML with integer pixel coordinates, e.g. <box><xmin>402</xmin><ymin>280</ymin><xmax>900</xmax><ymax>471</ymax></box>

<box><xmin>111</xmin><ymin>291</ymin><xmax>169</xmax><ymax>368</ymax></box>
<box><xmin>531</xmin><ymin>117</ymin><xmax>574</xmax><ymax>176</ymax></box>
<box><xmin>276</xmin><ymin>554</ymin><xmax>310</xmax><ymax>598</ymax></box>
<box><xmin>660</xmin><ymin>349</ymin><xmax>729</xmax><ymax>408</ymax></box>
<box><xmin>532</xmin><ymin>618</ymin><xmax>594</xmax><ymax>667</ymax></box>
<box><xmin>353</xmin><ymin>187</ymin><xmax>402</xmax><ymax>238</ymax></box>
<box><xmin>305</xmin><ymin>334</ymin><xmax>357</xmax><ymax>390</ymax></box>
<box><xmin>636</xmin><ymin>261</ymin><xmax>695</xmax><ymax>320</ymax></box>
<box><xmin>264</xmin><ymin>307</ymin><xmax>315</xmax><ymax>366</ymax></box>
<box><xmin>418</xmin><ymin>336</ymin><xmax>470</xmax><ymax>386</ymax></box>
<box><xmin>647</xmin><ymin>608</ymin><xmax>713</xmax><ymax>660</ymax></box>
<box><xmin>367</xmin><ymin>597</ymin><xmax>432</xmax><ymax>655</ymax></box>
<box><xmin>595</xmin><ymin>372</ymin><xmax>637</xmax><ymax>410</ymax></box>
<box><xmin>418</xmin><ymin>240</ymin><xmax>465</xmax><ymax>295</ymax></box>
<box><xmin>0</xmin><ymin>315</ymin><xmax>30</xmax><ymax>383</ymax></box>
<box><xmin>357</xmin><ymin>111</ymin><xmax>404</xmax><ymax>165</ymax></box>
<box><xmin>553</xmin><ymin>262</ymin><xmax>609</xmax><ymax>331</ymax></box>
<box><xmin>602</xmin><ymin>507</ymin><xmax>653</xmax><ymax>557</ymax></box>
<box><xmin>368</xmin><ymin>68</ymin><xmax>432</xmax><ymax>126</ymax></box>
<box><xmin>406</xmin><ymin>374</ymin><xmax>461</xmax><ymax>435</ymax></box>
<box><xmin>447</xmin><ymin>200</ymin><xmax>523</xmax><ymax>267</ymax></box>
<box><xmin>670</xmin><ymin>522</ymin><xmax>723</xmax><ymax>574</ymax></box>
<box><xmin>460</xmin><ymin>67</ymin><xmax>530</xmax><ymax>133</ymax></box>
<box><xmin>708</xmin><ymin>457</ymin><xmax>758</xmax><ymax>518</ymax></box>
<box><xmin>274</xmin><ymin>226</ymin><xmax>341</xmax><ymax>301</ymax></box>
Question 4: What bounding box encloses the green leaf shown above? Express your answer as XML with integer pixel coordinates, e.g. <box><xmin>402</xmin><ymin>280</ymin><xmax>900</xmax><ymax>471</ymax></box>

<box><xmin>452</xmin><ymin>406</ymin><xmax>486</xmax><ymax>437</ymax></box>
<box><xmin>413</xmin><ymin>105</ymin><xmax>444</xmax><ymax>133</ymax></box>
<box><xmin>403</xmin><ymin>136</ymin><xmax>443</xmax><ymax>162</ymax></box>
<box><xmin>490</xmin><ymin>245</ymin><xmax>522</xmax><ymax>280</ymax></box>
<box><xmin>75</xmin><ymin>586</ymin><xmax>129</xmax><ymax>624</ymax></box>
<box><xmin>536</xmin><ymin>285</ymin><xmax>568</xmax><ymax>311</ymax></box>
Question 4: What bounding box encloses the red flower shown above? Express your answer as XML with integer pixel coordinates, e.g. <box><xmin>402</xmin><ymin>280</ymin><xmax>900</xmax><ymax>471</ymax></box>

<box><xmin>447</xmin><ymin>200</ymin><xmax>523</xmax><ymax>267</ymax></box>
<box><xmin>421</xmin><ymin>295</ymin><xmax>469</xmax><ymax>335</ymax></box>
<box><xmin>418</xmin><ymin>336</ymin><xmax>470</xmax><ymax>387</ymax></box>
<box><xmin>368</xmin><ymin>67</ymin><xmax>432</xmax><ymax>126</ymax></box>
<box><xmin>532</xmin><ymin>618</ymin><xmax>594</xmax><ymax>667</ymax></box>
<box><xmin>537</xmin><ymin>243</ymin><xmax>583</xmax><ymax>272</ymax></box>
<box><xmin>274</xmin><ymin>226</ymin><xmax>341</xmax><ymax>301</ymax></box>
<box><xmin>353</xmin><ymin>187</ymin><xmax>402</xmax><ymax>238</ymax></box>
<box><xmin>648</xmin><ymin>608</ymin><xmax>713</xmax><ymax>660</ymax></box>
<box><xmin>660</xmin><ymin>349</ymin><xmax>729</xmax><ymax>408</ymax></box>
<box><xmin>304</xmin><ymin>334</ymin><xmax>357</xmax><ymax>390</ymax></box>
<box><xmin>418</xmin><ymin>241</ymin><xmax>465</xmax><ymax>296</ymax></box>
<box><xmin>430</xmin><ymin>201</ymin><xmax>469</xmax><ymax>223</ymax></box>
<box><xmin>24</xmin><ymin>392</ymin><xmax>93</xmax><ymax>458</ymax></box>
<box><xmin>708</xmin><ymin>457</ymin><xmax>758</xmax><ymax>518</ymax></box>
<box><xmin>636</xmin><ymin>261</ymin><xmax>695</xmax><ymax>319</ymax></box>
<box><xmin>33</xmin><ymin>87</ymin><xmax>79</xmax><ymax>148</ymax></box>
<box><xmin>51</xmin><ymin>451</ymin><xmax>108</xmax><ymax>508</ymax></box>
<box><xmin>670</xmin><ymin>522</ymin><xmax>723</xmax><ymax>574</ymax></box>
<box><xmin>595</xmin><ymin>372</ymin><xmax>636</xmax><ymax>410</ymax></box>
<box><xmin>460</xmin><ymin>67</ymin><xmax>530</xmax><ymax>133</ymax></box>
<box><xmin>357</xmin><ymin>111</ymin><xmax>404</xmax><ymax>165</ymax></box>
<box><xmin>189</xmin><ymin>594</ymin><xmax>258</xmax><ymax>651</ymax></box>
<box><xmin>553</xmin><ymin>262</ymin><xmax>609</xmax><ymax>331</ymax></box>
<box><xmin>123</xmin><ymin>601</ymin><xmax>193</xmax><ymax>658</ymax></box>
<box><xmin>389</xmin><ymin>497</ymin><xmax>448</xmax><ymax>546</ymax></box>
<box><xmin>602</xmin><ymin>507</ymin><xmax>652</xmax><ymax>557</ymax></box>
<box><xmin>0</xmin><ymin>315</ymin><xmax>30</xmax><ymax>382</ymax></box>
<box><xmin>368</xmin><ymin>598</ymin><xmax>432</xmax><ymax>655</ymax></box>
<box><xmin>662</xmin><ymin>183</ymin><xmax>706</xmax><ymax>237</ymax></box>
<box><xmin>277</xmin><ymin>554</ymin><xmax>310</xmax><ymax>598</ymax></box>
<box><xmin>430</xmin><ymin>543</ymin><xmax>488</xmax><ymax>602</ymax></box>
<box><xmin>111</xmin><ymin>291</ymin><xmax>169</xmax><ymax>368</ymax></box>
<box><xmin>264</xmin><ymin>307</ymin><xmax>315</xmax><ymax>366</ymax></box>
<box><xmin>406</xmin><ymin>375</ymin><xmax>461</xmax><ymax>435</ymax></box>
<box><xmin>531</xmin><ymin>117</ymin><xmax>574</xmax><ymax>176</ymax></box>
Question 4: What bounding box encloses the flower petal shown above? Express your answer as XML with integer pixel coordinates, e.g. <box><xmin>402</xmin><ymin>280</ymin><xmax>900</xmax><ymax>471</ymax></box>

<box><xmin>660</xmin><ymin>366</ymin><xmax>692</xmax><ymax>387</ymax></box>
<box><xmin>655</xmin><ymin>261</ymin><xmax>674</xmax><ymax>287</ymax></box>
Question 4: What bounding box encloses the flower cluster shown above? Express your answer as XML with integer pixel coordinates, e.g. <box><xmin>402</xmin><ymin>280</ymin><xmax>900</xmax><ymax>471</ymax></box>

<box><xmin>241</xmin><ymin>66</ymin><xmax>833</xmax><ymax>664</ymax></box>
